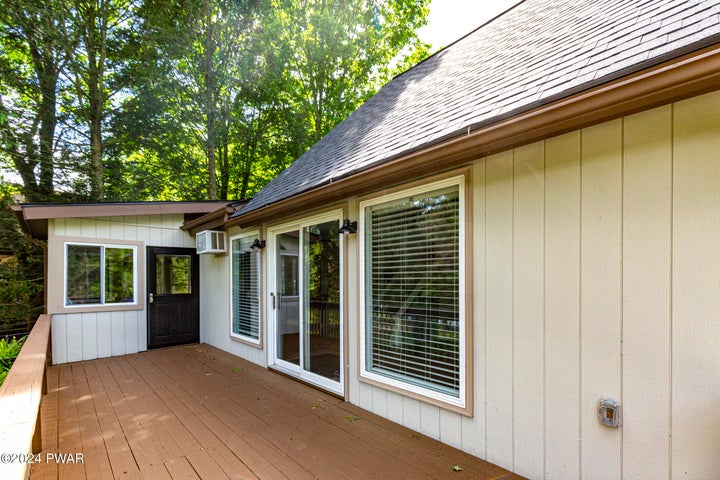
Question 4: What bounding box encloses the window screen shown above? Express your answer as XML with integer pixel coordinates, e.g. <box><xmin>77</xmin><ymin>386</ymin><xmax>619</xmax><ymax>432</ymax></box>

<box><xmin>232</xmin><ymin>235</ymin><xmax>260</xmax><ymax>340</ymax></box>
<box><xmin>364</xmin><ymin>186</ymin><xmax>461</xmax><ymax>397</ymax></box>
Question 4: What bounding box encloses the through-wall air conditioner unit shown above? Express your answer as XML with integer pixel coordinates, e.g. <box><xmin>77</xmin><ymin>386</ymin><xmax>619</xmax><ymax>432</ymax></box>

<box><xmin>196</xmin><ymin>230</ymin><xmax>226</xmax><ymax>254</ymax></box>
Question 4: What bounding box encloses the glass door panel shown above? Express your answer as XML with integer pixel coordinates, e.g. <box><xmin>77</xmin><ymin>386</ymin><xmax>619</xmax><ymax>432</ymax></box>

<box><xmin>276</xmin><ymin>231</ymin><xmax>300</xmax><ymax>366</ymax></box>
<box><xmin>270</xmin><ymin>216</ymin><xmax>343</xmax><ymax>394</ymax></box>
<box><xmin>155</xmin><ymin>254</ymin><xmax>191</xmax><ymax>294</ymax></box>
<box><xmin>303</xmin><ymin>220</ymin><xmax>341</xmax><ymax>382</ymax></box>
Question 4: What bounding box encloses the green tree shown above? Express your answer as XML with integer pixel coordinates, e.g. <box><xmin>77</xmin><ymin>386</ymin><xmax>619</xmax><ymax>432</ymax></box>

<box><xmin>272</xmin><ymin>0</ymin><xmax>430</xmax><ymax>144</ymax></box>
<box><xmin>0</xmin><ymin>0</ymin><xmax>66</xmax><ymax>201</ymax></box>
<box><xmin>0</xmin><ymin>183</ymin><xmax>44</xmax><ymax>332</ymax></box>
<box><xmin>113</xmin><ymin>0</ymin><xmax>430</xmax><ymax>201</ymax></box>
<box><xmin>111</xmin><ymin>0</ymin><xmax>264</xmax><ymax>200</ymax></box>
<box><xmin>60</xmin><ymin>0</ymin><xmax>141</xmax><ymax>200</ymax></box>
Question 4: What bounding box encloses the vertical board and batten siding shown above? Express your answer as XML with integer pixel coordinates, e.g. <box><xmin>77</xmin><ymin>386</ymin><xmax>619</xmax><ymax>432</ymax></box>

<box><xmin>543</xmin><ymin>130</ymin><xmax>581</xmax><ymax>480</ymax></box>
<box><xmin>484</xmin><ymin>150</ymin><xmax>515</xmax><ymax>466</ymax></box>
<box><xmin>579</xmin><ymin>119</ymin><xmax>624</xmax><ymax>480</ymax></box>
<box><xmin>671</xmin><ymin>93</ymin><xmax>720</xmax><ymax>477</ymax></box>
<box><xmin>49</xmin><ymin>214</ymin><xmax>194</xmax><ymax>364</ymax></box>
<box><xmin>198</xmin><ymin>230</ymin><xmax>267</xmax><ymax>366</ymax></box>
<box><xmin>622</xmin><ymin>105</ymin><xmax>672</xmax><ymax>479</ymax></box>
<box><xmin>353</xmin><ymin>89</ymin><xmax>720</xmax><ymax>480</ymax></box>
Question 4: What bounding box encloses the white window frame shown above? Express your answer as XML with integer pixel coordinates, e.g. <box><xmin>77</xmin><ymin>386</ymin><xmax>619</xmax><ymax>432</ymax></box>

<box><xmin>359</xmin><ymin>175</ymin><xmax>466</xmax><ymax>409</ymax></box>
<box><xmin>64</xmin><ymin>242</ymin><xmax>139</xmax><ymax>307</ymax></box>
<box><xmin>266</xmin><ymin>208</ymin><xmax>345</xmax><ymax>396</ymax></box>
<box><xmin>229</xmin><ymin>231</ymin><xmax>262</xmax><ymax>346</ymax></box>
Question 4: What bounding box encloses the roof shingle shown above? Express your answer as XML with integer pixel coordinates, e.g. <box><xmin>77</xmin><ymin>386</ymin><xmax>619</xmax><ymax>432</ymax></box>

<box><xmin>233</xmin><ymin>0</ymin><xmax>720</xmax><ymax>219</ymax></box>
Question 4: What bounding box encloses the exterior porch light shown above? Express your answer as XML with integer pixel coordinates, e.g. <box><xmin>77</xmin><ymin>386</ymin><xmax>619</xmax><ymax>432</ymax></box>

<box><xmin>338</xmin><ymin>219</ymin><xmax>357</xmax><ymax>235</ymax></box>
<box><xmin>250</xmin><ymin>239</ymin><xmax>266</xmax><ymax>250</ymax></box>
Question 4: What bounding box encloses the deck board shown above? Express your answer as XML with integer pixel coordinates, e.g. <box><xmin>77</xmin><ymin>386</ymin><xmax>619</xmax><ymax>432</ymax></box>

<box><xmin>31</xmin><ymin>344</ymin><xmax>522</xmax><ymax>480</ymax></box>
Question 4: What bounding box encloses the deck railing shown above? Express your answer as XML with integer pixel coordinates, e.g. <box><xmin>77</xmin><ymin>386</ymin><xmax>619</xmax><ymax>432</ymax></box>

<box><xmin>0</xmin><ymin>314</ymin><xmax>51</xmax><ymax>480</ymax></box>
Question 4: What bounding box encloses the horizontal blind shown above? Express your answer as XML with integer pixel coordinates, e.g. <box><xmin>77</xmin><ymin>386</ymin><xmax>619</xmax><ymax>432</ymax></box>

<box><xmin>232</xmin><ymin>236</ymin><xmax>260</xmax><ymax>339</ymax></box>
<box><xmin>365</xmin><ymin>186</ymin><xmax>460</xmax><ymax>397</ymax></box>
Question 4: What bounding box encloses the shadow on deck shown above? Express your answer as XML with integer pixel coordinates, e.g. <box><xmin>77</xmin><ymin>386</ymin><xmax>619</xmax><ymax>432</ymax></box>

<box><xmin>31</xmin><ymin>344</ymin><xmax>523</xmax><ymax>480</ymax></box>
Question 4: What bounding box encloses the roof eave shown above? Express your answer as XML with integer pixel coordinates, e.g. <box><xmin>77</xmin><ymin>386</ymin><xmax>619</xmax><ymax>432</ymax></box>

<box><xmin>10</xmin><ymin>205</ymin><xmax>48</xmax><ymax>241</ymax></box>
<box><xmin>16</xmin><ymin>201</ymin><xmax>230</xmax><ymax>221</ymax></box>
<box><xmin>12</xmin><ymin>201</ymin><xmax>233</xmax><ymax>240</ymax></box>
<box><xmin>181</xmin><ymin>202</ymin><xmax>247</xmax><ymax>235</ymax></box>
<box><xmin>226</xmin><ymin>42</ymin><xmax>720</xmax><ymax>229</ymax></box>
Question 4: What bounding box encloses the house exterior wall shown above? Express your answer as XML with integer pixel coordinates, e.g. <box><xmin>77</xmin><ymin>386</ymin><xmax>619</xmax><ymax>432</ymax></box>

<box><xmin>198</xmin><ymin>231</ymin><xmax>267</xmax><ymax>367</ymax></box>
<box><xmin>199</xmin><ymin>89</ymin><xmax>720</xmax><ymax>479</ymax></box>
<box><xmin>47</xmin><ymin>214</ymin><xmax>194</xmax><ymax>364</ymax></box>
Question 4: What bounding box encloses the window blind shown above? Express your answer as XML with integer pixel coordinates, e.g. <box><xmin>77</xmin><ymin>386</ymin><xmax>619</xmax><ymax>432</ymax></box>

<box><xmin>365</xmin><ymin>186</ymin><xmax>460</xmax><ymax>397</ymax></box>
<box><xmin>232</xmin><ymin>236</ymin><xmax>260</xmax><ymax>339</ymax></box>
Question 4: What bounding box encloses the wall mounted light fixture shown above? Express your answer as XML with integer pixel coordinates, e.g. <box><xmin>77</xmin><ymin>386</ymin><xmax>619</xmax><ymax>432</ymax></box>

<box><xmin>338</xmin><ymin>219</ymin><xmax>357</xmax><ymax>235</ymax></box>
<box><xmin>250</xmin><ymin>239</ymin><xmax>266</xmax><ymax>250</ymax></box>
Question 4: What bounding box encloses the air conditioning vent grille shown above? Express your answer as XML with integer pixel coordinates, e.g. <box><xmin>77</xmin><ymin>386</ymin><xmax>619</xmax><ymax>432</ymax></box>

<box><xmin>196</xmin><ymin>230</ymin><xmax>226</xmax><ymax>254</ymax></box>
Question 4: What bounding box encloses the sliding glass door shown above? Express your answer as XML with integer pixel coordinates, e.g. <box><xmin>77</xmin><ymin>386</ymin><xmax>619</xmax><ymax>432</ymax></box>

<box><xmin>269</xmin><ymin>214</ymin><xmax>343</xmax><ymax>394</ymax></box>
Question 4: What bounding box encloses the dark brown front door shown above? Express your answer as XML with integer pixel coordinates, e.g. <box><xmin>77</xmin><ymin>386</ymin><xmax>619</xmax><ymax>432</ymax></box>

<box><xmin>147</xmin><ymin>247</ymin><xmax>199</xmax><ymax>349</ymax></box>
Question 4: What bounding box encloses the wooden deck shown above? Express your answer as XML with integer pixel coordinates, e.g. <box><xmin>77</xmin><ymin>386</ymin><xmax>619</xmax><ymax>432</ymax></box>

<box><xmin>31</xmin><ymin>344</ymin><xmax>522</xmax><ymax>480</ymax></box>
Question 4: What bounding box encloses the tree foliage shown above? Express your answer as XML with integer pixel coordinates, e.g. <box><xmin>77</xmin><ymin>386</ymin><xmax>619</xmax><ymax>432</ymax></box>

<box><xmin>1</xmin><ymin>0</ymin><xmax>430</xmax><ymax>202</ymax></box>
<box><xmin>0</xmin><ymin>0</ymin><xmax>66</xmax><ymax>201</ymax></box>
<box><xmin>110</xmin><ymin>0</ymin><xmax>430</xmax><ymax>200</ymax></box>
<box><xmin>0</xmin><ymin>183</ymin><xmax>44</xmax><ymax>331</ymax></box>
<box><xmin>0</xmin><ymin>0</ymin><xmax>430</xmax><ymax>319</ymax></box>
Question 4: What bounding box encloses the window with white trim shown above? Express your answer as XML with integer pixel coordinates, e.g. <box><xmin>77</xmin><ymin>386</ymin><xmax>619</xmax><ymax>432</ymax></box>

<box><xmin>65</xmin><ymin>243</ymin><xmax>137</xmax><ymax>306</ymax></box>
<box><xmin>361</xmin><ymin>178</ymin><xmax>465</xmax><ymax>406</ymax></box>
<box><xmin>231</xmin><ymin>233</ymin><xmax>261</xmax><ymax>342</ymax></box>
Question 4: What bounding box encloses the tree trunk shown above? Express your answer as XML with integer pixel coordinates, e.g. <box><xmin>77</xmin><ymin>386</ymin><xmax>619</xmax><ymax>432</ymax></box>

<box><xmin>218</xmin><ymin>142</ymin><xmax>229</xmax><ymax>200</ymax></box>
<box><xmin>204</xmin><ymin>0</ymin><xmax>217</xmax><ymax>200</ymax></box>
<box><xmin>84</xmin><ymin>1</ymin><xmax>105</xmax><ymax>201</ymax></box>
<box><xmin>36</xmin><ymin>61</ymin><xmax>58</xmax><ymax>200</ymax></box>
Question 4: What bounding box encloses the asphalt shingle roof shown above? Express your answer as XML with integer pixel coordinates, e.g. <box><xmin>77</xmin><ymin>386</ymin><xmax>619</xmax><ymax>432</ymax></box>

<box><xmin>233</xmin><ymin>0</ymin><xmax>720</xmax><ymax>219</ymax></box>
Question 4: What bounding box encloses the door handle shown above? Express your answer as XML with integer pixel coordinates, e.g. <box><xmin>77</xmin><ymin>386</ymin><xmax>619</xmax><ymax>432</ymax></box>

<box><xmin>270</xmin><ymin>292</ymin><xmax>275</xmax><ymax>310</ymax></box>
<box><xmin>149</xmin><ymin>293</ymin><xmax>154</xmax><ymax>304</ymax></box>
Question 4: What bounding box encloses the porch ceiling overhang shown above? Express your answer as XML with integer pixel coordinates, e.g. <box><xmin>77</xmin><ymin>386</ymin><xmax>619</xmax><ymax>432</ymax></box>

<box><xmin>180</xmin><ymin>201</ymin><xmax>247</xmax><ymax>235</ymax></box>
<box><xmin>226</xmin><ymin>42</ymin><xmax>720</xmax><ymax>229</ymax></box>
<box><xmin>11</xmin><ymin>201</ymin><xmax>230</xmax><ymax>241</ymax></box>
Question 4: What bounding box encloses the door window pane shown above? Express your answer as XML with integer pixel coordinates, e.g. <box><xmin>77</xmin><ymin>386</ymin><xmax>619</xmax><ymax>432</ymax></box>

<box><xmin>280</xmin><ymin>255</ymin><xmax>298</xmax><ymax>296</ymax></box>
<box><xmin>303</xmin><ymin>220</ymin><xmax>340</xmax><ymax>381</ymax></box>
<box><xmin>155</xmin><ymin>255</ymin><xmax>191</xmax><ymax>294</ymax></box>
<box><xmin>277</xmin><ymin>232</ymin><xmax>300</xmax><ymax>365</ymax></box>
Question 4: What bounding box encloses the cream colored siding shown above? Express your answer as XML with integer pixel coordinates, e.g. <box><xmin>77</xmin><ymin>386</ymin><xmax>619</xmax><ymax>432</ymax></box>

<box><xmin>48</xmin><ymin>214</ymin><xmax>193</xmax><ymax>364</ymax></box>
<box><xmin>513</xmin><ymin>141</ymin><xmax>545</xmax><ymax>477</ymax></box>
<box><xmin>622</xmin><ymin>105</ymin><xmax>672</xmax><ymax>479</ymax></box>
<box><xmin>351</xmin><ymin>89</ymin><xmax>720</xmax><ymax>479</ymax></box>
<box><xmin>484</xmin><ymin>150</ymin><xmax>514</xmax><ymax>466</ymax></box>
<box><xmin>543</xmin><ymin>130</ymin><xmax>581</xmax><ymax>480</ymax></box>
<box><xmin>198</xmin><ymin>227</ymin><xmax>266</xmax><ymax>367</ymax></box>
<box><xmin>671</xmin><ymin>93</ymin><xmax>720</xmax><ymax>478</ymax></box>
